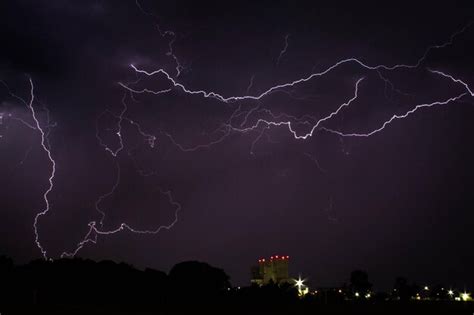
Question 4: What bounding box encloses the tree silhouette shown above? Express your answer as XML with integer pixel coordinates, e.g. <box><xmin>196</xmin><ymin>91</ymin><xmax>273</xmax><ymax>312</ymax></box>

<box><xmin>168</xmin><ymin>260</ymin><xmax>230</xmax><ymax>304</ymax></box>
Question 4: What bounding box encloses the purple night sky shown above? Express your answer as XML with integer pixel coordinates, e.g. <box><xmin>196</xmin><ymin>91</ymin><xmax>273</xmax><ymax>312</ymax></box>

<box><xmin>0</xmin><ymin>0</ymin><xmax>473</xmax><ymax>290</ymax></box>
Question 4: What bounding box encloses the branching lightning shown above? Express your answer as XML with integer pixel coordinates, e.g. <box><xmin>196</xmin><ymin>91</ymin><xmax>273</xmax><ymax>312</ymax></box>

<box><xmin>96</xmin><ymin>161</ymin><xmax>121</xmax><ymax>227</ymax></box>
<box><xmin>227</xmin><ymin>77</ymin><xmax>364</xmax><ymax>140</ymax></box>
<box><xmin>135</xmin><ymin>0</ymin><xmax>185</xmax><ymax>77</ymax></box>
<box><xmin>1</xmin><ymin>78</ymin><xmax>57</xmax><ymax>259</ymax></box>
<box><xmin>2</xmin><ymin>12</ymin><xmax>472</xmax><ymax>261</ymax></box>
<box><xmin>66</xmin><ymin>90</ymin><xmax>174</xmax><ymax>256</ymax></box>
<box><xmin>321</xmin><ymin>93</ymin><xmax>467</xmax><ymax>138</ymax></box>
<box><xmin>96</xmin><ymin>92</ymin><xmax>158</xmax><ymax>157</ymax></box>
<box><xmin>61</xmin><ymin>187</ymin><xmax>181</xmax><ymax>258</ymax></box>
<box><xmin>116</xmin><ymin>22</ymin><xmax>472</xmax><ymax>154</ymax></box>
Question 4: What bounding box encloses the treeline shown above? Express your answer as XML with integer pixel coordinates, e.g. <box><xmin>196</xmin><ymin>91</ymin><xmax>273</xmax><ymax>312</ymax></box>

<box><xmin>0</xmin><ymin>256</ymin><xmax>472</xmax><ymax>315</ymax></box>
<box><xmin>0</xmin><ymin>256</ymin><xmax>231</xmax><ymax>304</ymax></box>
<box><xmin>0</xmin><ymin>256</ymin><xmax>301</xmax><ymax>313</ymax></box>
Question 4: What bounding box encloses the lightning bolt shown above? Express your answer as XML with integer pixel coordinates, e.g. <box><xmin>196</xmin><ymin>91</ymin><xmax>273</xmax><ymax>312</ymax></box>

<box><xmin>321</xmin><ymin>93</ymin><xmax>467</xmax><ymax>138</ymax></box>
<box><xmin>60</xmin><ymin>21</ymin><xmax>474</xmax><ymax>260</ymax></box>
<box><xmin>96</xmin><ymin>91</ymin><xmax>159</xmax><ymax>157</ymax></box>
<box><xmin>26</xmin><ymin>78</ymin><xmax>56</xmax><ymax>260</ymax></box>
<box><xmin>121</xmin><ymin>21</ymin><xmax>471</xmax><ymax>104</ymax></box>
<box><xmin>158</xmin><ymin>27</ymin><xmax>184</xmax><ymax>77</ymax></box>
<box><xmin>95</xmin><ymin>161</ymin><xmax>121</xmax><ymax>227</ymax></box>
<box><xmin>246</xmin><ymin>75</ymin><xmax>255</xmax><ymax>93</ymax></box>
<box><xmin>229</xmin><ymin>77</ymin><xmax>364</xmax><ymax>140</ymax></box>
<box><xmin>135</xmin><ymin>0</ymin><xmax>185</xmax><ymax>77</ymax></box>
<box><xmin>4</xmin><ymin>19</ymin><xmax>472</xmax><ymax>260</ymax></box>
<box><xmin>304</xmin><ymin>152</ymin><xmax>326</xmax><ymax>174</ymax></box>
<box><xmin>64</xmin><ymin>89</ymin><xmax>176</xmax><ymax>257</ymax></box>
<box><xmin>276</xmin><ymin>33</ymin><xmax>290</xmax><ymax>66</ymax></box>
<box><xmin>376</xmin><ymin>70</ymin><xmax>414</xmax><ymax>103</ymax></box>
<box><xmin>61</xmin><ymin>187</ymin><xmax>181</xmax><ymax>258</ymax></box>
<box><xmin>115</xmin><ymin>22</ymin><xmax>471</xmax><ymax>156</ymax></box>
<box><xmin>428</xmin><ymin>69</ymin><xmax>474</xmax><ymax>96</ymax></box>
<box><xmin>9</xmin><ymin>116</ymin><xmax>38</xmax><ymax>130</ymax></box>
<box><xmin>123</xmin><ymin>54</ymin><xmax>451</xmax><ymax>103</ymax></box>
<box><xmin>1</xmin><ymin>78</ymin><xmax>56</xmax><ymax>260</ymax></box>
<box><xmin>96</xmin><ymin>93</ymin><xmax>127</xmax><ymax>157</ymax></box>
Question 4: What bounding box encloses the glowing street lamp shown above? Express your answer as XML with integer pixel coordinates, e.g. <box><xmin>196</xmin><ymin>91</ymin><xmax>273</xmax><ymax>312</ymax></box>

<box><xmin>294</xmin><ymin>276</ymin><xmax>308</xmax><ymax>297</ymax></box>
<box><xmin>295</xmin><ymin>277</ymin><xmax>305</xmax><ymax>289</ymax></box>
<box><xmin>461</xmin><ymin>292</ymin><xmax>471</xmax><ymax>302</ymax></box>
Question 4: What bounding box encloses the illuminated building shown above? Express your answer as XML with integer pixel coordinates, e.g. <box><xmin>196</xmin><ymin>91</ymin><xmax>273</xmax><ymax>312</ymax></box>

<box><xmin>251</xmin><ymin>255</ymin><xmax>290</xmax><ymax>285</ymax></box>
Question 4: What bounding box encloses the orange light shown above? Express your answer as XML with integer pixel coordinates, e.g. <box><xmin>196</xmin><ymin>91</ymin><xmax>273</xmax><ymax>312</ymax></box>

<box><xmin>286</xmin><ymin>256</ymin><xmax>289</xmax><ymax>259</ymax></box>
<box><xmin>262</xmin><ymin>259</ymin><xmax>265</xmax><ymax>262</ymax></box>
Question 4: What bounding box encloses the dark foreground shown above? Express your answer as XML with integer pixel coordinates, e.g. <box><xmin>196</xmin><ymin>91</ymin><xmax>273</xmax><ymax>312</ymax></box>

<box><xmin>2</xmin><ymin>301</ymin><xmax>474</xmax><ymax>315</ymax></box>
<box><xmin>1</xmin><ymin>257</ymin><xmax>473</xmax><ymax>314</ymax></box>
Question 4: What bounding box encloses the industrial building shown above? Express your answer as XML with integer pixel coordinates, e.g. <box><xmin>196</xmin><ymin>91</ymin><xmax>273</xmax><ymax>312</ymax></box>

<box><xmin>251</xmin><ymin>255</ymin><xmax>290</xmax><ymax>286</ymax></box>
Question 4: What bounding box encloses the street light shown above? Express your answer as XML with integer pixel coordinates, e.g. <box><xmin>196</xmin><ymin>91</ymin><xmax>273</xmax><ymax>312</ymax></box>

<box><xmin>295</xmin><ymin>277</ymin><xmax>305</xmax><ymax>289</ymax></box>
<box><xmin>293</xmin><ymin>276</ymin><xmax>308</xmax><ymax>297</ymax></box>
<box><xmin>461</xmin><ymin>292</ymin><xmax>471</xmax><ymax>302</ymax></box>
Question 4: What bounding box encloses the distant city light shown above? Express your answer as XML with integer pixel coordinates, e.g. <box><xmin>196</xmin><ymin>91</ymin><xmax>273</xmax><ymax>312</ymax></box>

<box><xmin>355</xmin><ymin>292</ymin><xmax>360</xmax><ymax>297</ymax></box>
<box><xmin>424</xmin><ymin>286</ymin><xmax>429</xmax><ymax>291</ymax></box>
<box><xmin>448</xmin><ymin>290</ymin><xmax>454</xmax><ymax>296</ymax></box>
